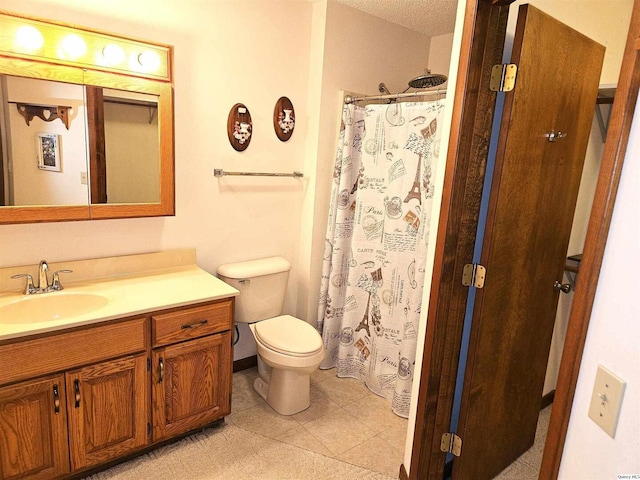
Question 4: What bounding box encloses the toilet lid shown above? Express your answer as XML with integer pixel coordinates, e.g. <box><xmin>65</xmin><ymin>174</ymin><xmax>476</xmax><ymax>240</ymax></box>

<box><xmin>254</xmin><ymin>315</ymin><xmax>323</xmax><ymax>356</ymax></box>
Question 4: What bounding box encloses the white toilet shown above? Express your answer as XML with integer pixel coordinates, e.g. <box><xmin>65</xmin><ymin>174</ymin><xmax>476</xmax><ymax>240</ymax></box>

<box><xmin>217</xmin><ymin>256</ymin><xmax>325</xmax><ymax>415</ymax></box>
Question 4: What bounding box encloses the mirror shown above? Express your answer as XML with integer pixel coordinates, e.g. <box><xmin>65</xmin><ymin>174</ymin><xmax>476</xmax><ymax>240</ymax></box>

<box><xmin>1</xmin><ymin>75</ymin><xmax>89</xmax><ymax>207</ymax></box>
<box><xmin>0</xmin><ymin>12</ymin><xmax>174</xmax><ymax>224</ymax></box>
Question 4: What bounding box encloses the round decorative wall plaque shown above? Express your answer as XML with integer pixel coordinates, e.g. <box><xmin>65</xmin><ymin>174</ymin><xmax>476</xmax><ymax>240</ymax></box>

<box><xmin>273</xmin><ymin>96</ymin><xmax>295</xmax><ymax>141</ymax></box>
<box><xmin>227</xmin><ymin>103</ymin><xmax>253</xmax><ymax>151</ymax></box>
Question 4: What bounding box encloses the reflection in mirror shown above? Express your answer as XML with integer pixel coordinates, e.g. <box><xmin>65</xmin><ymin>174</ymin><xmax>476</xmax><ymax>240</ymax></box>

<box><xmin>0</xmin><ymin>75</ymin><xmax>89</xmax><ymax>207</ymax></box>
<box><xmin>86</xmin><ymin>87</ymin><xmax>159</xmax><ymax>204</ymax></box>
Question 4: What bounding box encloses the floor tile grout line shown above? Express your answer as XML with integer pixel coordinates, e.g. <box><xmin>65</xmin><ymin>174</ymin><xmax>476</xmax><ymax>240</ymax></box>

<box><xmin>226</xmin><ymin>417</ymin><xmax>387</xmax><ymax>475</ymax></box>
<box><xmin>230</xmin><ymin>368</ymin><xmax>405</xmax><ymax>478</ymax></box>
<box><xmin>299</xmin><ymin>405</ymin><xmax>381</xmax><ymax>456</ymax></box>
<box><xmin>227</xmin><ymin>420</ymin><xmax>390</xmax><ymax>477</ymax></box>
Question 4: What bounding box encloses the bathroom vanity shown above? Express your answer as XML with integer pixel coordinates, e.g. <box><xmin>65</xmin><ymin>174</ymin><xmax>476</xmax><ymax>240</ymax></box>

<box><xmin>0</xmin><ymin>250</ymin><xmax>238</xmax><ymax>479</ymax></box>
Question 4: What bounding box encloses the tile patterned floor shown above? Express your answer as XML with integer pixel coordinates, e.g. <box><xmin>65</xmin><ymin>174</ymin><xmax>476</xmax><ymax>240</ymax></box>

<box><xmin>83</xmin><ymin>366</ymin><xmax>550</xmax><ymax>480</ymax></box>
<box><xmin>85</xmin><ymin>421</ymin><xmax>395</xmax><ymax>480</ymax></box>
<box><xmin>228</xmin><ymin>367</ymin><xmax>408</xmax><ymax>478</ymax></box>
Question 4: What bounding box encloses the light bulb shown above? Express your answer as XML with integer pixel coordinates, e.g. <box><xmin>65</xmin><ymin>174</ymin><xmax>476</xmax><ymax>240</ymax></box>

<box><xmin>137</xmin><ymin>50</ymin><xmax>161</xmax><ymax>72</ymax></box>
<box><xmin>15</xmin><ymin>25</ymin><xmax>44</xmax><ymax>52</ymax></box>
<box><xmin>61</xmin><ymin>34</ymin><xmax>87</xmax><ymax>59</ymax></box>
<box><xmin>102</xmin><ymin>44</ymin><xmax>125</xmax><ymax>66</ymax></box>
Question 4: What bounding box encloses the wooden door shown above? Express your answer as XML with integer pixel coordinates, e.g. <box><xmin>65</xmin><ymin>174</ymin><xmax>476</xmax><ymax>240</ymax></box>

<box><xmin>452</xmin><ymin>5</ymin><xmax>605</xmax><ymax>479</ymax></box>
<box><xmin>152</xmin><ymin>332</ymin><xmax>231</xmax><ymax>442</ymax></box>
<box><xmin>0</xmin><ymin>374</ymin><xmax>69</xmax><ymax>480</ymax></box>
<box><xmin>86</xmin><ymin>85</ymin><xmax>108</xmax><ymax>204</ymax></box>
<box><xmin>66</xmin><ymin>353</ymin><xmax>149</xmax><ymax>471</ymax></box>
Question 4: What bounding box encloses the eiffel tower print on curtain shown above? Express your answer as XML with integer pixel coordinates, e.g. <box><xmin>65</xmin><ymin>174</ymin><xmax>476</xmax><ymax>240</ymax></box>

<box><xmin>403</xmin><ymin>117</ymin><xmax>437</xmax><ymax>204</ymax></box>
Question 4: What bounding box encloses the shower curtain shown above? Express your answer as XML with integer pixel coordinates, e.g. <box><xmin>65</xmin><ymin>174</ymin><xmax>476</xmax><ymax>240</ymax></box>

<box><xmin>317</xmin><ymin>99</ymin><xmax>445</xmax><ymax>418</ymax></box>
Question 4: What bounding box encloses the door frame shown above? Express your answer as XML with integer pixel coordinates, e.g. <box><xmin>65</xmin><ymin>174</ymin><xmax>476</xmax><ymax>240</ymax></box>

<box><xmin>405</xmin><ymin>1</ymin><xmax>640</xmax><ymax>479</ymax></box>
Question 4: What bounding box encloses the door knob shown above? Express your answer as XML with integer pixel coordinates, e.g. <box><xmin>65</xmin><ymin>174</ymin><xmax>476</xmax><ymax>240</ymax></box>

<box><xmin>553</xmin><ymin>281</ymin><xmax>571</xmax><ymax>293</ymax></box>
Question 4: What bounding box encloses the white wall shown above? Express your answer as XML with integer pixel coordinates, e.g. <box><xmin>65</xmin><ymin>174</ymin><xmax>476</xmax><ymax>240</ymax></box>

<box><xmin>428</xmin><ymin>33</ymin><xmax>454</xmax><ymax>89</ymax></box>
<box><xmin>559</xmin><ymin>93</ymin><xmax>640</xmax><ymax>479</ymax></box>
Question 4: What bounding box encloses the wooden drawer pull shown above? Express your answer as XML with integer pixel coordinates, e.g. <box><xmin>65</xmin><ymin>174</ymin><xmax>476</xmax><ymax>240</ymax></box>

<box><xmin>181</xmin><ymin>319</ymin><xmax>208</xmax><ymax>330</ymax></box>
<box><xmin>53</xmin><ymin>384</ymin><xmax>60</xmax><ymax>414</ymax></box>
<box><xmin>74</xmin><ymin>379</ymin><xmax>81</xmax><ymax>408</ymax></box>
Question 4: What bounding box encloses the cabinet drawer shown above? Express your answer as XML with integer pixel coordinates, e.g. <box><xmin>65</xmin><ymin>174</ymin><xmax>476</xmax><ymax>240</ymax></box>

<box><xmin>152</xmin><ymin>300</ymin><xmax>232</xmax><ymax>347</ymax></box>
<box><xmin>0</xmin><ymin>317</ymin><xmax>147</xmax><ymax>387</ymax></box>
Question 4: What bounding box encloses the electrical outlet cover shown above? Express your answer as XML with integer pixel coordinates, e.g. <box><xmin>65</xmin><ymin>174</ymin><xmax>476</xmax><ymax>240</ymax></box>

<box><xmin>587</xmin><ymin>365</ymin><xmax>626</xmax><ymax>438</ymax></box>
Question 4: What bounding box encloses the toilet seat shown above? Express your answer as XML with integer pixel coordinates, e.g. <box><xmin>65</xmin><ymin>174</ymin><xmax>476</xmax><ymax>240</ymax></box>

<box><xmin>254</xmin><ymin>315</ymin><xmax>323</xmax><ymax>357</ymax></box>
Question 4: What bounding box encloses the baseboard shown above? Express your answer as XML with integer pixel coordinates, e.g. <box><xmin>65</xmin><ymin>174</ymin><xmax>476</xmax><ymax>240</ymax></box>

<box><xmin>233</xmin><ymin>355</ymin><xmax>257</xmax><ymax>373</ymax></box>
<box><xmin>399</xmin><ymin>463</ymin><xmax>409</xmax><ymax>480</ymax></box>
<box><xmin>541</xmin><ymin>389</ymin><xmax>555</xmax><ymax>410</ymax></box>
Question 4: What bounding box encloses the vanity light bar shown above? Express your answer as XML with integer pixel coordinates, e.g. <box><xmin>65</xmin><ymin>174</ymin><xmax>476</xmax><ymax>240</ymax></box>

<box><xmin>0</xmin><ymin>12</ymin><xmax>171</xmax><ymax>81</ymax></box>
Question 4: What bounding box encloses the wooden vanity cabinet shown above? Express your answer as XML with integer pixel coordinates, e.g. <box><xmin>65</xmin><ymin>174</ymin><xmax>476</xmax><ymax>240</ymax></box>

<box><xmin>151</xmin><ymin>301</ymin><xmax>233</xmax><ymax>442</ymax></box>
<box><xmin>65</xmin><ymin>353</ymin><xmax>149</xmax><ymax>471</ymax></box>
<box><xmin>0</xmin><ymin>317</ymin><xmax>149</xmax><ymax>480</ymax></box>
<box><xmin>0</xmin><ymin>374</ymin><xmax>70</xmax><ymax>480</ymax></box>
<box><xmin>0</xmin><ymin>298</ymin><xmax>234</xmax><ymax>479</ymax></box>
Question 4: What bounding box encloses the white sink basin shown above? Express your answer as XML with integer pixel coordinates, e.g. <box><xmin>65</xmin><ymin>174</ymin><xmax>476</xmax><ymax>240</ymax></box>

<box><xmin>0</xmin><ymin>293</ymin><xmax>109</xmax><ymax>324</ymax></box>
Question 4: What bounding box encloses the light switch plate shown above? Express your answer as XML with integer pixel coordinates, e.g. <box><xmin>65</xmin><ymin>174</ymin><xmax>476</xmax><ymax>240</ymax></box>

<box><xmin>588</xmin><ymin>365</ymin><xmax>626</xmax><ymax>438</ymax></box>
<box><xmin>80</xmin><ymin>171</ymin><xmax>88</xmax><ymax>185</ymax></box>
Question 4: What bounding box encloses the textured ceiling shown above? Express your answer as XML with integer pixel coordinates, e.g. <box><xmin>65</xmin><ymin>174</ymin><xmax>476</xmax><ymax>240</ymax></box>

<box><xmin>335</xmin><ymin>0</ymin><xmax>457</xmax><ymax>37</ymax></box>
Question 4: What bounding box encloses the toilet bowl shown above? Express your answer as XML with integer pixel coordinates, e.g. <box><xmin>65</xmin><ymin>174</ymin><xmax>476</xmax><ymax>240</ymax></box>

<box><xmin>217</xmin><ymin>257</ymin><xmax>325</xmax><ymax>416</ymax></box>
<box><xmin>249</xmin><ymin>315</ymin><xmax>324</xmax><ymax>415</ymax></box>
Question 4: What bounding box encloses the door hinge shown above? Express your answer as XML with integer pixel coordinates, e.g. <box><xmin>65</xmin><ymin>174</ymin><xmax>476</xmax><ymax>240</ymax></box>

<box><xmin>441</xmin><ymin>432</ymin><xmax>462</xmax><ymax>457</ymax></box>
<box><xmin>490</xmin><ymin>63</ymin><xmax>518</xmax><ymax>92</ymax></box>
<box><xmin>462</xmin><ymin>263</ymin><xmax>486</xmax><ymax>288</ymax></box>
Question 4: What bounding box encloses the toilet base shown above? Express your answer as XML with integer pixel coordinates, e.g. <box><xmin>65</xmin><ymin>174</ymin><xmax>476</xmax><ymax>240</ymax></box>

<box><xmin>253</xmin><ymin>366</ymin><xmax>311</xmax><ymax>416</ymax></box>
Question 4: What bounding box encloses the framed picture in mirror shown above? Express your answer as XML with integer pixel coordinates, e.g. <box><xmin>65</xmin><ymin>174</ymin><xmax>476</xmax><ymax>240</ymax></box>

<box><xmin>36</xmin><ymin>133</ymin><xmax>61</xmax><ymax>172</ymax></box>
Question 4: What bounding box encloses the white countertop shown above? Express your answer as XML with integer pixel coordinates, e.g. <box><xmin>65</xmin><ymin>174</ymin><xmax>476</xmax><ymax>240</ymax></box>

<box><xmin>0</xmin><ymin>264</ymin><xmax>239</xmax><ymax>342</ymax></box>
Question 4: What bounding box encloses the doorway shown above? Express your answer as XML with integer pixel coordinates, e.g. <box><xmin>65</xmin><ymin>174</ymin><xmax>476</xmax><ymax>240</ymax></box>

<box><xmin>406</xmin><ymin>1</ymin><xmax>636</xmax><ymax>479</ymax></box>
<box><xmin>448</xmin><ymin>3</ymin><xmax>611</xmax><ymax>478</ymax></box>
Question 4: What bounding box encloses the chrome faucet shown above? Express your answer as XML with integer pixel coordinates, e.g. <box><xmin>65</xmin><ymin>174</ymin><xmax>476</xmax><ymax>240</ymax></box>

<box><xmin>11</xmin><ymin>260</ymin><xmax>73</xmax><ymax>294</ymax></box>
<box><xmin>38</xmin><ymin>260</ymin><xmax>49</xmax><ymax>291</ymax></box>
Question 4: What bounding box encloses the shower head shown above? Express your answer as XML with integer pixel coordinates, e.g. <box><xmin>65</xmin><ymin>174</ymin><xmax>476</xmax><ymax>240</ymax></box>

<box><xmin>378</xmin><ymin>82</ymin><xmax>391</xmax><ymax>95</ymax></box>
<box><xmin>408</xmin><ymin>71</ymin><xmax>447</xmax><ymax>89</ymax></box>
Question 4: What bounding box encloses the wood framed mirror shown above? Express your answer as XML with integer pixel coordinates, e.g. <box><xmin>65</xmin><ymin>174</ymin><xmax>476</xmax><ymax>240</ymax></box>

<box><xmin>0</xmin><ymin>12</ymin><xmax>174</xmax><ymax>224</ymax></box>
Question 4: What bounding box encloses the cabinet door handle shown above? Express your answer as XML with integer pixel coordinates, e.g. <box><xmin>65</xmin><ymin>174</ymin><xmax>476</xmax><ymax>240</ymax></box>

<box><xmin>53</xmin><ymin>384</ymin><xmax>60</xmax><ymax>414</ymax></box>
<box><xmin>74</xmin><ymin>379</ymin><xmax>81</xmax><ymax>408</ymax></box>
<box><xmin>158</xmin><ymin>358</ymin><xmax>164</xmax><ymax>384</ymax></box>
<box><xmin>181</xmin><ymin>319</ymin><xmax>208</xmax><ymax>329</ymax></box>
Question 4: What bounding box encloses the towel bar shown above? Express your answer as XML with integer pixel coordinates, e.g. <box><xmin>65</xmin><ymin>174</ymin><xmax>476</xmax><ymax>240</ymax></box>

<box><xmin>214</xmin><ymin>169</ymin><xmax>303</xmax><ymax>178</ymax></box>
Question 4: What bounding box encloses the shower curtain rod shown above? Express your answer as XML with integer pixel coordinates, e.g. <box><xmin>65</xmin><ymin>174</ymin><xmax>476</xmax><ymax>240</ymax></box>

<box><xmin>344</xmin><ymin>88</ymin><xmax>447</xmax><ymax>104</ymax></box>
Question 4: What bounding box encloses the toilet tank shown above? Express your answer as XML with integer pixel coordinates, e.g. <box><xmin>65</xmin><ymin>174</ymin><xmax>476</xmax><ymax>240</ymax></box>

<box><xmin>217</xmin><ymin>256</ymin><xmax>291</xmax><ymax>324</ymax></box>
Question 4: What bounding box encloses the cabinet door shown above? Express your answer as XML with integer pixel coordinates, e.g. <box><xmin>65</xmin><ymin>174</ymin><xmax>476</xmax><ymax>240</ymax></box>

<box><xmin>0</xmin><ymin>374</ymin><xmax>69</xmax><ymax>480</ymax></box>
<box><xmin>152</xmin><ymin>332</ymin><xmax>231</xmax><ymax>441</ymax></box>
<box><xmin>66</xmin><ymin>353</ymin><xmax>149</xmax><ymax>471</ymax></box>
